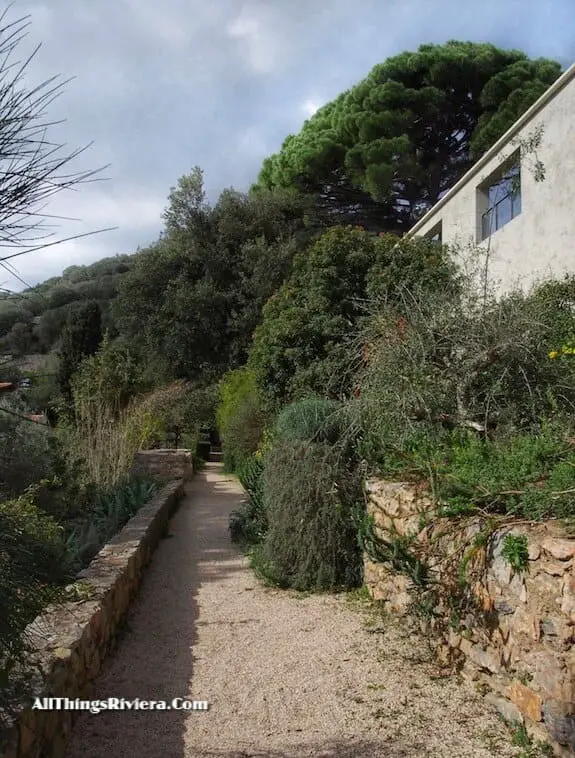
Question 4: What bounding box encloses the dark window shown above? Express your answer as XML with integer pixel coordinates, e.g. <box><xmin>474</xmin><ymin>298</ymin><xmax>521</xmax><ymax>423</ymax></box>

<box><xmin>426</xmin><ymin>221</ymin><xmax>442</xmax><ymax>244</ymax></box>
<box><xmin>480</xmin><ymin>162</ymin><xmax>521</xmax><ymax>240</ymax></box>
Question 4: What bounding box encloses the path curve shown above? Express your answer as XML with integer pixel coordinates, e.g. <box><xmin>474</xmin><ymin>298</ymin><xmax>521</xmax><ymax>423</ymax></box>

<box><xmin>64</xmin><ymin>463</ymin><xmax>516</xmax><ymax>758</ymax></box>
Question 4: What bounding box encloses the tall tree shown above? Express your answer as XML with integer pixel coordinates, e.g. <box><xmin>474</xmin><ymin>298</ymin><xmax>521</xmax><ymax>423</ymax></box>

<box><xmin>58</xmin><ymin>301</ymin><xmax>102</xmax><ymax>401</ymax></box>
<box><xmin>115</xmin><ymin>172</ymin><xmax>313</xmax><ymax>380</ymax></box>
<box><xmin>256</xmin><ymin>41</ymin><xmax>561</xmax><ymax>234</ymax></box>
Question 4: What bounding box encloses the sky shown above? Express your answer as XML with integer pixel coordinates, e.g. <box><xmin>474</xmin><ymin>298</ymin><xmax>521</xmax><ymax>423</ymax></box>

<box><xmin>2</xmin><ymin>0</ymin><xmax>574</xmax><ymax>290</ymax></box>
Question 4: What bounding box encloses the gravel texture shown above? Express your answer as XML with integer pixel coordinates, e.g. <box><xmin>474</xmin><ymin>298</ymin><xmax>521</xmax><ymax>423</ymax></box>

<box><xmin>64</xmin><ymin>463</ymin><xmax>518</xmax><ymax>758</ymax></box>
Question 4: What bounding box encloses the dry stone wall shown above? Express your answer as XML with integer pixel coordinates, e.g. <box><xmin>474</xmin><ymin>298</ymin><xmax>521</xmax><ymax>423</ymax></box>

<box><xmin>130</xmin><ymin>448</ymin><xmax>193</xmax><ymax>480</ymax></box>
<box><xmin>0</xmin><ymin>461</ymin><xmax>190</xmax><ymax>758</ymax></box>
<box><xmin>364</xmin><ymin>478</ymin><xmax>575</xmax><ymax>755</ymax></box>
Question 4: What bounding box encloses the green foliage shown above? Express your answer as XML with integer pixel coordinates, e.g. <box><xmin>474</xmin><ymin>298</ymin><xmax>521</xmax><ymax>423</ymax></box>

<box><xmin>249</xmin><ymin>228</ymin><xmax>457</xmax><ymax>408</ymax></box>
<box><xmin>0</xmin><ymin>494</ymin><xmax>67</xmax><ymax>667</ymax></box>
<box><xmin>217</xmin><ymin>367</ymin><xmax>267</xmax><ymax>471</ymax></box>
<box><xmin>510</xmin><ymin>722</ymin><xmax>553</xmax><ymax>758</ymax></box>
<box><xmin>3</xmin><ymin>321</ymin><xmax>34</xmax><ymax>356</ymax></box>
<box><xmin>58</xmin><ymin>301</ymin><xmax>103</xmax><ymax>401</ymax></box>
<box><xmin>0</xmin><ymin>256</ymin><xmax>133</xmax><ymax>359</ymax></box>
<box><xmin>256</xmin><ymin>41</ymin><xmax>560</xmax><ymax>233</ymax></box>
<box><xmin>365</xmin><ymin>233</ymin><xmax>459</xmax><ymax>304</ymax></box>
<box><xmin>22</xmin><ymin>359</ymin><xmax>61</xmax><ymax>413</ymax></box>
<box><xmin>229</xmin><ymin>455</ymin><xmax>267</xmax><ymax>546</ymax></box>
<box><xmin>221</xmin><ymin>393</ymin><xmax>267</xmax><ymax>472</ymax></box>
<box><xmin>71</xmin><ymin>333</ymin><xmax>142</xmax><ymax>419</ymax></box>
<box><xmin>273</xmin><ymin>396</ymin><xmax>345</xmax><ymax>445</ymax></box>
<box><xmin>434</xmin><ymin>424</ymin><xmax>575</xmax><ymax>521</ymax></box>
<box><xmin>258</xmin><ymin>439</ymin><xmax>364</xmax><ymax>591</ymax></box>
<box><xmin>249</xmin><ymin>226</ymin><xmax>380</xmax><ymax>406</ymax></box>
<box><xmin>252</xmin><ymin>398</ymin><xmax>364</xmax><ymax>591</ymax></box>
<box><xmin>64</xmin><ymin>475</ymin><xmax>159</xmax><ymax>572</ymax></box>
<box><xmin>114</xmin><ymin>174</ymin><xmax>312</xmax><ymax>381</ymax></box>
<box><xmin>357</xmin><ymin>513</ymin><xmax>431</xmax><ymax>588</ymax></box>
<box><xmin>354</xmin><ymin>267</ymin><xmax>575</xmax><ymax>471</ymax></box>
<box><xmin>501</xmin><ymin>534</ymin><xmax>529</xmax><ymax>573</ymax></box>
<box><xmin>217</xmin><ymin>366</ymin><xmax>258</xmax><ymax>435</ymax></box>
<box><xmin>0</xmin><ymin>395</ymin><xmax>54</xmax><ymax>499</ymax></box>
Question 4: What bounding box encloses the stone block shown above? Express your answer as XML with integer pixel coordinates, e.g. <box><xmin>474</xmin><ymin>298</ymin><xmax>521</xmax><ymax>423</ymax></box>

<box><xmin>543</xmin><ymin>700</ymin><xmax>575</xmax><ymax>749</ymax></box>
<box><xmin>538</xmin><ymin>560</ymin><xmax>570</xmax><ymax>577</ymax></box>
<box><xmin>467</xmin><ymin>644</ymin><xmax>502</xmax><ymax>674</ymax></box>
<box><xmin>529</xmin><ymin>652</ymin><xmax>570</xmax><ymax>702</ymax></box>
<box><xmin>485</xmin><ymin>692</ymin><xmax>524</xmax><ymax>724</ymax></box>
<box><xmin>541</xmin><ymin>538</ymin><xmax>575</xmax><ymax>561</ymax></box>
<box><xmin>508</xmin><ymin>681</ymin><xmax>543</xmax><ymax>722</ymax></box>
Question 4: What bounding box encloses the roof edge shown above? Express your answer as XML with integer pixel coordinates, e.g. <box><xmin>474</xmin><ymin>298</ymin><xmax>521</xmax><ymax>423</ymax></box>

<box><xmin>406</xmin><ymin>61</ymin><xmax>575</xmax><ymax>237</ymax></box>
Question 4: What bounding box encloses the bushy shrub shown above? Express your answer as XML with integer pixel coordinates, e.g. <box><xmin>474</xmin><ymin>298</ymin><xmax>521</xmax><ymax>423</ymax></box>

<box><xmin>248</xmin><ymin>229</ymin><xmax>458</xmax><ymax>408</ymax></box>
<box><xmin>0</xmin><ymin>395</ymin><xmax>54</xmax><ymax>499</ymax></box>
<box><xmin>0</xmin><ymin>494</ymin><xmax>67</xmax><ymax>670</ymax></box>
<box><xmin>60</xmin><ymin>381</ymin><xmax>189</xmax><ymax>487</ymax></box>
<box><xmin>71</xmin><ymin>333</ymin><xmax>142</xmax><ymax>418</ymax></box>
<box><xmin>273</xmin><ymin>396</ymin><xmax>346</xmax><ymax>445</ymax></box>
<box><xmin>351</xmin><ymin>263</ymin><xmax>575</xmax><ymax>520</ymax></box>
<box><xmin>434</xmin><ymin>421</ymin><xmax>575</xmax><ymax>521</ymax></box>
<box><xmin>247</xmin><ymin>398</ymin><xmax>364</xmax><ymax>591</ymax></box>
<box><xmin>248</xmin><ymin>227</ymin><xmax>379</xmax><ymax>407</ymax></box>
<box><xmin>259</xmin><ymin>439</ymin><xmax>364</xmax><ymax>591</ymax></box>
<box><xmin>355</xmin><ymin>272</ymin><xmax>575</xmax><ymax>466</ymax></box>
<box><xmin>64</xmin><ymin>475</ymin><xmax>159</xmax><ymax>571</ymax></box>
<box><xmin>229</xmin><ymin>454</ymin><xmax>267</xmax><ymax>546</ymax></box>
<box><xmin>217</xmin><ymin>367</ymin><xmax>267</xmax><ymax>471</ymax></box>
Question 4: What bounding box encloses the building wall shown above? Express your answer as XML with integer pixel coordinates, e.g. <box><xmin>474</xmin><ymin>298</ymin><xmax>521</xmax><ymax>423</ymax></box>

<box><xmin>412</xmin><ymin>67</ymin><xmax>575</xmax><ymax>294</ymax></box>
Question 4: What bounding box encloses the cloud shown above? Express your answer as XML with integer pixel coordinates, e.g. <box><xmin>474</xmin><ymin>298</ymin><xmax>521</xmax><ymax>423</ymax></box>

<box><xmin>301</xmin><ymin>99</ymin><xmax>323</xmax><ymax>118</ymax></box>
<box><xmin>227</xmin><ymin>8</ymin><xmax>278</xmax><ymax>75</ymax></box>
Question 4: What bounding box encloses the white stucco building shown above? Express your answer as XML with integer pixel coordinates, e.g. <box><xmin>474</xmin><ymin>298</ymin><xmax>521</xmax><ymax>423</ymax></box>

<box><xmin>408</xmin><ymin>62</ymin><xmax>575</xmax><ymax>294</ymax></box>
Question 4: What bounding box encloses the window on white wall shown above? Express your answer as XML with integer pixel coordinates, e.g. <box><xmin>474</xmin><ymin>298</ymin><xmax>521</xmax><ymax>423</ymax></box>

<box><xmin>477</xmin><ymin>151</ymin><xmax>521</xmax><ymax>241</ymax></box>
<box><xmin>425</xmin><ymin>220</ymin><xmax>442</xmax><ymax>243</ymax></box>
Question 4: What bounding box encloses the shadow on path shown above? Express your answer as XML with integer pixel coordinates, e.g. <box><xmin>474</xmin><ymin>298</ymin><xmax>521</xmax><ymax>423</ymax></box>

<box><xmin>64</xmin><ymin>463</ymin><xmax>243</xmax><ymax>758</ymax></box>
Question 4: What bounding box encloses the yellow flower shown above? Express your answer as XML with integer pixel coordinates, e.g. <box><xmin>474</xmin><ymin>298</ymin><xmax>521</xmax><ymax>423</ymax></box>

<box><xmin>548</xmin><ymin>351</ymin><xmax>558</xmax><ymax>359</ymax></box>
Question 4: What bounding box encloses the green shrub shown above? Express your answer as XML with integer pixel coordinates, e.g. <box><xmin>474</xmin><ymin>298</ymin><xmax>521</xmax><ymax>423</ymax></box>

<box><xmin>259</xmin><ymin>439</ymin><xmax>364</xmax><ymax>591</ymax></box>
<box><xmin>64</xmin><ymin>475</ymin><xmax>159</xmax><ymax>572</ymax></box>
<box><xmin>501</xmin><ymin>534</ymin><xmax>529</xmax><ymax>573</ymax></box>
<box><xmin>217</xmin><ymin>366</ymin><xmax>258</xmax><ymax>435</ymax></box>
<box><xmin>217</xmin><ymin>367</ymin><xmax>267</xmax><ymax>471</ymax></box>
<box><xmin>434</xmin><ymin>422</ymin><xmax>575</xmax><ymax>521</ymax></box>
<box><xmin>0</xmin><ymin>495</ymin><xmax>67</xmax><ymax>671</ymax></box>
<box><xmin>229</xmin><ymin>455</ymin><xmax>267</xmax><ymax>546</ymax></box>
<box><xmin>0</xmin><ymin>395</ymin><xmax>54</xmax><ymax>499</ymax></box>
<box><xmin>248</xmin><ymin>227</ymin><xmax>380</xmax><ymax>407</ymax></box>
<box><xmin>248</xmin><ymin>229</ymin><xmax>458</xmax><ymax>408</ymax></box>
<box><xmin>273</xmin><ymin>396</ymin><xmax>345</xmax><ymax>445</ymax></box>
<box><xmin>353</xmin><ymin>267</ymin><xmax>575</xmax><ymax>489</ymax></box>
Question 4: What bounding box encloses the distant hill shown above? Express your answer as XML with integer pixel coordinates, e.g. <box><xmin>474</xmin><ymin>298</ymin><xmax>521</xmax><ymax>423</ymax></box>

<box><xmin>0</xmin><ymin>254</ymin><xmax>135</xmax><ymax>356</ymax></box>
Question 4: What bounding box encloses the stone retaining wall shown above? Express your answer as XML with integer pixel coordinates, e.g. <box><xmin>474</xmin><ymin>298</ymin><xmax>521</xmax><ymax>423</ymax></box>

<box><xmin>130</xmin><ymin>448</ymin><xmax>193</xmax><ymax>480</ymax></box>
<box><xmin>0</xmin><ymin>477</ymin><xmax>186</xmax><ymax>758</ymax></box>
<box><xmin>364</xmin><ymin>478</ymin><xmax>575</xmax><ymax>755</ymax></box>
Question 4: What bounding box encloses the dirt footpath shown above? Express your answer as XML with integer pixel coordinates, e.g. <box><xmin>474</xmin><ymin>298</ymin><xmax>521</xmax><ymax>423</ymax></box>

<box><xmin>64</xmin><ymin>463</ymin><xmax>517</xmax><ymax>758</ymax></box>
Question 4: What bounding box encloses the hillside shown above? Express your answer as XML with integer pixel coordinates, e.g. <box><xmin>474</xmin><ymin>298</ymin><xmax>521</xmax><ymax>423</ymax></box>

<box><xmin>0</xmin><ymin>254</ymin><xmax>134</xmax><ymax>357</ymax></box>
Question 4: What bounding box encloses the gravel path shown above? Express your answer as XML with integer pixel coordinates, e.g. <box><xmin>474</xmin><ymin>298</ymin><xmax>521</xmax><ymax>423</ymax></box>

<box><xmin>64</xmin><ymin>463</ymin><xmax>517</xmax><ymax>758</ymax></box>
